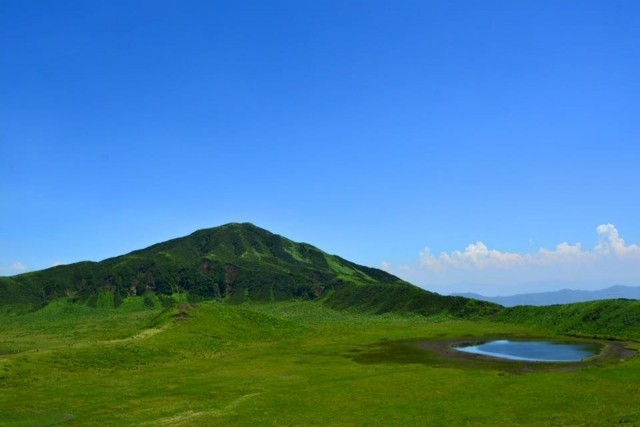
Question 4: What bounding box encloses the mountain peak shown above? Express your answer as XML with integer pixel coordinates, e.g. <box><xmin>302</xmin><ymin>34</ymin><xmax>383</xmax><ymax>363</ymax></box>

<box><xmin>1</xmin><ymin>223</ymin><xmax>499</xmax><ymax>316</ymax></box>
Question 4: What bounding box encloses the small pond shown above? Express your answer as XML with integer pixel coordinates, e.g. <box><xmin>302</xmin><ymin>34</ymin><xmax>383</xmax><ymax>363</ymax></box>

<box><xmin>455</xmin><ymin>339</ymin><xmax>601</xmax><ymax>362</ymax></box>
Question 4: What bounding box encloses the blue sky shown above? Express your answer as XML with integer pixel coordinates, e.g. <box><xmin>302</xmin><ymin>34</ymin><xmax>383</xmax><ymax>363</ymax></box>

<box><xmin>2</xmin><ymin>1</ymin><xmax>639</xmax><ymax>295</ymax></box>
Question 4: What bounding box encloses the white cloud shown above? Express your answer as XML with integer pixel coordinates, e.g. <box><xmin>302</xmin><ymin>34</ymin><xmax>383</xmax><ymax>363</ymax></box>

<box><xmin>417</xmin><ymin>224</ymin><xmax>639</xmax><ymax>273</ymax></box>
<box><xmin>0</xmin><ymin>261</ymin><xmax>28</xmax><ymax>274</ymax></box>
<box><xmin>536</xmin><ymin>242</ymin><xmax>589</xmax><ymax>265</ymax></box>
<box><xmin>421</xmin><ymin>242</ymin><xmax>523</xmax><ymax>270</ymax></box>
<box><xmin>386</xmin><ymin>224</ymin><xmax>640</xmax><ymax>294</ymax></box>
<box><xmin>421</xmin><ymin>242</ymin><xmax>526</xmax><ymax>270</ymax></box>
<box><xmin>595</xmin><ymin>223</ymin><xmax>640</xmax><ymax>256</ymax></box>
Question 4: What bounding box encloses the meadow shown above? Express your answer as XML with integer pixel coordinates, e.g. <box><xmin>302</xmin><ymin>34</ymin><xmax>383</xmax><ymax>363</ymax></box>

<box><xmin>1</xmin><ymin>298</ymin><xmax>639</xmax><ymax>426</ymax></box>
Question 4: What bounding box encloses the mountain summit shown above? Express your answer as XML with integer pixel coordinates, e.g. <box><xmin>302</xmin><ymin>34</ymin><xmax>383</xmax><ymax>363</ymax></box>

<box><xmin>0</xmin><ymin>223</ymin><xmax>498</xmax><ymax>316</ymax></box>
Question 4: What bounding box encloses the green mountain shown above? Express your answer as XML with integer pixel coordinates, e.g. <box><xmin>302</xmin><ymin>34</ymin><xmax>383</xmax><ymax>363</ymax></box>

<box><xmin>0</xmin><ymin>223</ymin><xmax>499</xmax><ymax>316</ymax></box>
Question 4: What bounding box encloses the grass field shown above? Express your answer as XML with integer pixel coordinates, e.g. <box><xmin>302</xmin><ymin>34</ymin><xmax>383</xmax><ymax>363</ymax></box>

<box><xmin>1</xmin><ymin>299</ymin><xmax>639</xmax><ymax>426</ymax></box>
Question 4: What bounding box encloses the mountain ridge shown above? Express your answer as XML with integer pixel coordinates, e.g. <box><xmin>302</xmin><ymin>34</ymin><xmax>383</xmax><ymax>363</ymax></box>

<box><xmin>452</xmin><ymin>285</ymin><xmax>640</xmax><ymax>307</ymax></box>
<box><xmin>0</xmin><ymin>223</ymin><xmax>499</xmax><ymax>317</ymax></box>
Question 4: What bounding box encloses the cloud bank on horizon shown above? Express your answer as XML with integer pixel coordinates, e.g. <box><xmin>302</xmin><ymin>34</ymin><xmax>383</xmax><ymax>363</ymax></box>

<box><xmin>383</xmin><ymin>224</ymin><xmax>640</xmax><ymax>295</ymax></box>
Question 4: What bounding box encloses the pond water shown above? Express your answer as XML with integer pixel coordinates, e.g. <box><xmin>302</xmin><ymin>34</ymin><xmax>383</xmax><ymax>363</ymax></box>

<box><xmin>454</xmin><ymin>340</ymin><xmax>600</xmax><ymax>362</ymax></box>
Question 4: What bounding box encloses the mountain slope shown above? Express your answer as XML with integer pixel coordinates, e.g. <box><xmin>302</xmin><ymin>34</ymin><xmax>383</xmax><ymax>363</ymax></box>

<box><xmin>453</xmin><ymin>285</ymin><xmax>640</xmax><ymax>307</ymax></box>
<box><xmin>1</xmin><ymin>223</ymin><xmax>499</xmax><ymax>317</ymax></box>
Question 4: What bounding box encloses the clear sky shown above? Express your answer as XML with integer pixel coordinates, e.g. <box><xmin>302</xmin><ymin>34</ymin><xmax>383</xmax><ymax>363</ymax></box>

<box><xmin>2</xmin><ymin>1</ymin><xmax>639</xmax><ymax>296</ymax></box>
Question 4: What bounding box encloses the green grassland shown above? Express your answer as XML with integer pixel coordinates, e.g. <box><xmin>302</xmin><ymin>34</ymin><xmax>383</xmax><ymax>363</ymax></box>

<box><xmin>1</xmin><ymin>298</ymin><xmax>639</xmax><ymax>426</ymax></box>
<box><xmin>2</xmin><ymin>224</ymin><xmax>639</xmax><ymax>425</ymax></box>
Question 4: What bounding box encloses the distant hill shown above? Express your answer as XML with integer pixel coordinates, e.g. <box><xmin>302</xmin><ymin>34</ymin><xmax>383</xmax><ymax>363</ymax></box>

<box><xmin>0</xmin><ymin>223</ymin><xmax>498</xmax><ymax>317</ymax></box>
<box><xmin>452</xmin><ymin>285</ymin><xmax>640</xmax><ymax>307</ymax></box>
<box><xmin>495</xmin><ymin>298</ymin><xmax>640</xmax><ymax>341</ymax></box>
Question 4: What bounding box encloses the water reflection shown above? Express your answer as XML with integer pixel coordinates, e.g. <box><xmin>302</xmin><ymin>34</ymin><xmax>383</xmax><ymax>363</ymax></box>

<box><xmin>455</xmin><ymin>340</ymin><xmax>600</xmax><ymax>362</ymax></box>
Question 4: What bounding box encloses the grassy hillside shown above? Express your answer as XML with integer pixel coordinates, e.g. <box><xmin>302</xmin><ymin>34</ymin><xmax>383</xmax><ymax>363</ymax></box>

<box><xmin>324</xmin><ymin>281</ymin><xmax>498</xmax><ymax>317</ymax></box>
<box><xmin>0</xmin><ymin>223</ymin><xmax>498</xmax><ymax>317</ymax></box>
<box><xmin>496</xmin><ymin>299</ymin><xmax>640</xmax><ymax>341</ymax></box>
<box><xmin>1</xmin><ymin>300</ymin><xmax>638</xmax><ymax>426</ymax></box>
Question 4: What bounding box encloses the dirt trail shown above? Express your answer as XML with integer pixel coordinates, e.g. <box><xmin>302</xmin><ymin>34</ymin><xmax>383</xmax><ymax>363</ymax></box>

<box><xmin>0</xmin><ymin>326</ymin><xmax>168</xmax><ymax>360</ymax></box>
<box><xmin>146</xmin><ymin>392</ymin><xmax>262</xmax><ymax>426</ymax></box>
<box><xmin>97</xmin><ymin>327</ymin><xmax>165</xmax><ymax>345</ymax></box>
